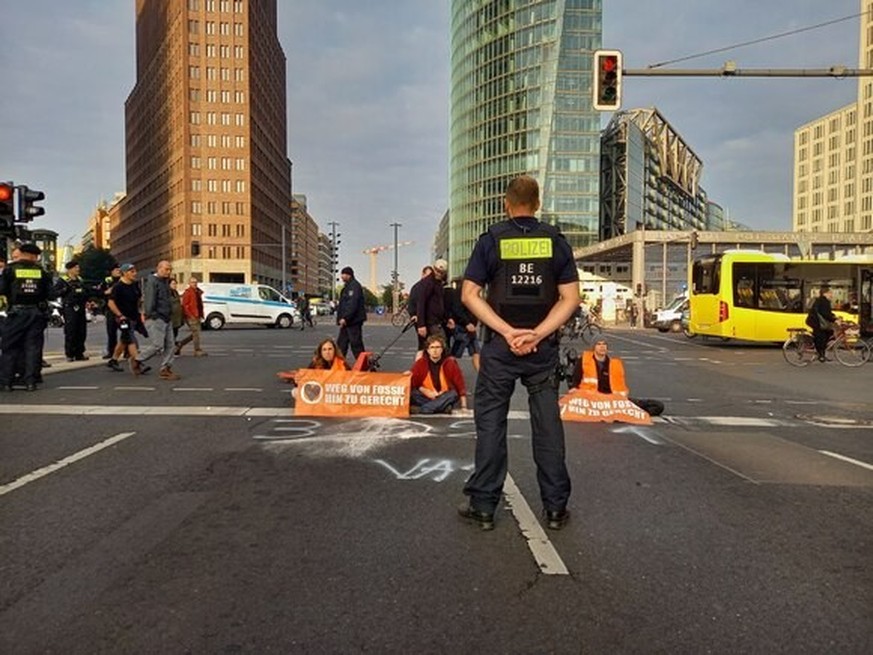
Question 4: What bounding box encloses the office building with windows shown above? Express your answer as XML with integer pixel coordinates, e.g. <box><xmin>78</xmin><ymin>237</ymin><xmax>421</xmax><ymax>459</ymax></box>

<box><xmin>449</xmin><ymin>0</ymin><xmax>602</xmax><ymax>278</ymax></box>
<box><xmin>112</xmin><ymin>0</ymin><xmax>292</xmax><ymax>285</ymax></box>
<box><xmin>792</xmin><ymin>0</ymin><xmax>873</xmax><ymax>235</ymax></box>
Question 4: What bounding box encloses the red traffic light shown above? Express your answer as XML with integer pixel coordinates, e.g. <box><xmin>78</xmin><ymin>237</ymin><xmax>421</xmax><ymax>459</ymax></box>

<box><xmin>0</xmin><ymin>183</ymin><xmax>13</xmax><ymax>202</ymax></box>
<box><xmin>601</xmin><ymin>56</ymin><xmax>617</xmax><ymax>73</ymax></box>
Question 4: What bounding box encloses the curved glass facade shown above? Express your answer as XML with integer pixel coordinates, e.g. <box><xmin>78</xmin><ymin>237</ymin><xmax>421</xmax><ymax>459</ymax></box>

<box><xmin>449</xmin><ymin>0</ymin><xmax>602</xmax><ymax>277</ymax></box>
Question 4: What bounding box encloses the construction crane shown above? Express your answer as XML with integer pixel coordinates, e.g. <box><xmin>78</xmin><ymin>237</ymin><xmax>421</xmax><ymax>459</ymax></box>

<box><xmin>362</xmin><ymin>241</ymin><xmax>413</xmax><ymax>292</ymax></box>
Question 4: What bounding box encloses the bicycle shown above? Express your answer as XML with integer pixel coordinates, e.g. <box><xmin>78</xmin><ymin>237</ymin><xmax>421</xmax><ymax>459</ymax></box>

<box><xmin>782</xmin><ymin>321</ymin><xmax>871</xmax><ymax>367</ymax></box>
<box><xmin>560</xmin><ymin>314</ymin><xmax>602</xmax><ymax>343</ymax></box>
<box><xmin>391</xmin><ymin>307</ymin><xmax>411</xmax><ymax>328</ymax></box>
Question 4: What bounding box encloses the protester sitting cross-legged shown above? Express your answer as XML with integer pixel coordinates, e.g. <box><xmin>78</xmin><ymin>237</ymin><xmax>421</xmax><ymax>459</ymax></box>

<box><xmin>287</xmin><ymin>338</ymin><xmax>349</xmax><ymax>399</ymax></box>
<box><xmin>409</xmin><ymin>334</ymin><xmax>467</xmax><ymax>414</ymax></box>
<box><xmin>569</xmin><ymin>336</ymin><xmax>663</xmax><ymax>416</ymax></box>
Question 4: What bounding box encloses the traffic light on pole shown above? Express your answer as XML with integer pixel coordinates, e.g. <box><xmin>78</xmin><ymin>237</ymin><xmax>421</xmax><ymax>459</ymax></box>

<box><xmin>593</xmin><ymin>50</ymin><xmax>622</xmax><ymax>111</ymax></box>
<box><xmin>17</xmin><ymin>185</ymin><xmax>46</xmax><ymax>222</ymax></box>
<box><xmin>0</xmin><ymin>181</ymin><xmax>15</xmax><ymax>224</ymax></box>
<box><xmin>690</xmin><ymin>230</ymin><xmax>699</xmax><ymax>250</ymax></box>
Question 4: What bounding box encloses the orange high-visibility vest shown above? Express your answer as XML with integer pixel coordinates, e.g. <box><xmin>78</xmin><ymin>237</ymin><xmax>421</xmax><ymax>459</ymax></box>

<box><xmin>580</xmin><ymin>351</ymin><xmax>628</xmax><ymax>395</ymax></box>
<box><xmin>421</xmin><ymin>365</ymin><xmax>449</xmax><ymax>394</ymax></box>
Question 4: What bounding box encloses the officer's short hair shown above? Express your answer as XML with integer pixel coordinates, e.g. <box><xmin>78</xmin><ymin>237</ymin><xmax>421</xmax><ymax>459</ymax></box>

<box><xmin>505</xmin><ymin>175</ymin><xmax>539</xmax><ymax>209</ymax></box>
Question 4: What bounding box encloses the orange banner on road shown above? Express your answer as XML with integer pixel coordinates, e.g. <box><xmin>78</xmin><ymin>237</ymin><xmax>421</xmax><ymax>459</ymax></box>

<box><xmin>559</xmin><ymin>389</ymin><xmax>653</xmax><ymax>425</ymax></box>
<box><xmin>293</xmin><ymin>369</ymin><xmax>411</xmax><ymax>418</ymax></box>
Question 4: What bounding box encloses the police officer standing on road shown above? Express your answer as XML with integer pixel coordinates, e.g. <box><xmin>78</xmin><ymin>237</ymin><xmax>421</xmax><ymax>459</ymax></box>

<box><xmin>0</xmin><ymin>243</ymin><xmax>54</xmax><ymax>391</ymax></box>
<box><xmin>54</xmin><ymin>260</ymin><xmax>90</xmax><ymax>361</ymax></box>
<box><xmin>336</xmin><ymin>266</ymin><xmax>367</xmax><ymax>362</ymax></box>
<box><xmin>458</xmin><ymin>175</ymin><xmax>580</xmax><ymax>531</ymax></box>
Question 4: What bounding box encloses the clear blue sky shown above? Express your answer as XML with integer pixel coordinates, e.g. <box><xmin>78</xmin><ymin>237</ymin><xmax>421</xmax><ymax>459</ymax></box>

<box><xmin>1</xmin><ymin>1</ymin><xmax>861</xmax><ymax>286</ymax></box>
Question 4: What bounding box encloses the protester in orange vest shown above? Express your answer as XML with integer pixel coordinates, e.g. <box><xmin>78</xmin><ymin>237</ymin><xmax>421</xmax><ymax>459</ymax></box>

<box><xmin>570</xmin><ymin>336</ymin><xmax>664</xmax><ymax>416</ymax></box>
<box><xmin>409</xmin><ymin>334</ymin><xmax>467</xmax><ymax>414</ymax></box>
<box><xmin>281</xmin><ymin>337</ymin><xmax>349</xmax><ymax>394</ymax></box>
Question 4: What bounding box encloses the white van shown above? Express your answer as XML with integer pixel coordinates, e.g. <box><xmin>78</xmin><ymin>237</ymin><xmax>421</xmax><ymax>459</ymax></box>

<box><xmin>652</xmin><ymin>295</ymin><xmax>690</xmax><ymax>333</ymax></box>
<box><xmin>199</xmin><ymin>283</ymin><xmax>299</xmax><ymax>330</ymax></box>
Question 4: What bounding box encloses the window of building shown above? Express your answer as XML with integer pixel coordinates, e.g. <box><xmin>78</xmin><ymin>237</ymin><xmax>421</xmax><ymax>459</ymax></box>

<box><xmin>207</xmin><ymin>179</ymin><xmax>218</xmax><ymax>192</ymax></box>
<box><xmin>222</xmin><ymin>201</ymin><xmax>232</xmax><ymax>214</ymax></box>
<box><xmin>206</xmin><ymin>44</ymin><xmax>216</xmax><ymax>58</ymax></box>
<box><xmin>234</xmin><ymin>90</ymin><xmax>245</xmax><ymax>103</ymax></box>
<box><xmin>220</xmin><ymin>22</ymin><xmax>230</xmax><ymax>36</ymax></box>
<box><xmin>206</xmin><ymin>21</ymin><xmax>216</xmax><ymax>35</ymax></box>
<box><xmin>235</xmin><ymin>113</ymin><xmax>245</xmax><ymax>126</ymax></box>
<box><xmin>208</xmin><ymin>223</ymin><xmax>218</xmax><ymax>237</ymax></box>
<box><xmin>234</xmin><ymin>45</ymin><xmax>244</xmax><ymax>59</ymax></box>
<box><xmin>192</xmin><ymin>224</ymin><xmax>202</xmax><ymax>236</ymax></box>
<box><xmin>188</xmin><ymin>66</ymin><xmax>200</xmax><ymax>79</ymax></box>
<box><xmin>190</xmin><ymin>134</ymin><xmax>201</xmax><ymax>147</ymax></box>
<box><xmin>205</xmin><ymin>0</ymin><xmax>215</xmax><ymax>10</ymax></box>
<box><xmin>191</xmin><ymin>156</ymin><xmax>201</xmax><ymax>169</ymax></box>
<box><xmin>207</xmin><ymin>134</ymin><xmax>217</xmax><ymax>147</ymax></box>
<box><xmin>234</xmin><ymin>0</ymin><xmax>243</xmax><ymax>13</ymax></box>
<box><xmin>235</xmin><ymin>180</ymin><xmax>246</xmax><ymax>192</ymax></box>
<box><xmin>234</xmin><ymin>22</ymin><xmax>244</xmax><ymax>36</ymax></box>
<box><xmin>188</xmin><ymin>20</ymin><xmax>199</xmax><ymax>34</ymax></box>
<box><xmin>189</xmin><ymin>111</ymin><xmax>200</xmax><ymax>125</ymax></box>
<box><xmin>188</xmin><ymin>42</ymin><xmax>200</xmax><ymax>56</ymax></box>
<box><xmin>222</xmin><ymin>179</ymin><xmax>231</xmax><ymax>193</ymax></box>
<box><xmin>220</xmin><ymin>44</ymin><xmax>230</xmax><ymax>58</ymax></box>
<box><xmin>188</xmin><ymin>0</ymin><xmax>200</xmax><ymax>10</ymax></box>
<box><xmin>234</xmin><ymin>68</ymin><xmax>244</xmax><ymax>82</ymax></box>
<box><xmin>208</xmin><ymin>157</ymin><xmax>217</xmax><ymax>169</ymax></box>
<box><xmin>207</xmin><ymin>201</ymin><xmax>217</xmax><ymax>214</ymax></box>
<box><xmin>222</xmin><ymin>224</ymin><xmax>231</xmax><ymax>237</ymax></box>
<box><xmin>192</xmin><ymin>201</ymin><xmax>202</xmax><ymax>214</ymax></box>
<box><xmin>236</xmin><ymin>224</ymin><xmax>245</xmax><ymax>237</ymax></box>
<box><xmin>192</xmin><ymin>179</ymin><xmax>202</xmax><ymax>192</ymax></box>
<box><xmin>235</xmin><ymin>158</ymin><xmax>245</xmax><ymax>170</ymax></box>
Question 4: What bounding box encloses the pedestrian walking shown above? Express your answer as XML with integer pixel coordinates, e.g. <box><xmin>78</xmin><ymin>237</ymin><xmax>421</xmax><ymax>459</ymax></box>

<box><xmin>298</xmin><ymin>295</ymin><xmax>313</xmax><ymax>330</ymax></box>
<box><xmin>99</xmin><ymin>263</ymin><xmax>122</xmax><ymax>358</ymax></box>
<box><xmin>0</xmin><ymin>243</ymin><xmax>54</xmax><ymax>392</ymax></box>
<box><xmin>134</xmin><ymin>260</ymin><xmax>180</xmax><ymax>380</ymax></box>
<box><xmin>336</xmin><ymin>266</ymin><xmax>366</xmax><ymax>362</ymax></box>
<box><xmin>458</xmin><ymin>175</ymin><xmax>580</xmax><ymax>531</ymax></box>
<box><xmin>175</xmin><ymin>277</ymin><xmax>207</xmax><ymax>356</ymax></box>
<box><xmin>54</xmin><ymin>260</ymin><xmax>89</xmax><ymax>361</ymax></box>
<box><xmin>169</xmin><ymin>278</ymin><xmax>184</xmax><ymax>341</ymax></box>
<box><xmin>106</xmin><ymin>263</ymin><xmax>144</xmax><ymax>373</ymax></box>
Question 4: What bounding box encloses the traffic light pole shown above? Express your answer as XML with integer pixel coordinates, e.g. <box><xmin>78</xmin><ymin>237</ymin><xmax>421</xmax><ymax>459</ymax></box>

<box><xmin>328</xmin><ymin>221</ymin><xmax>340</xmax><ymax>303</ymax></box>
<box><xmin>390</xmin><ymin>222</ymin><xmax>401</xmax><ymax>315</ymax></box>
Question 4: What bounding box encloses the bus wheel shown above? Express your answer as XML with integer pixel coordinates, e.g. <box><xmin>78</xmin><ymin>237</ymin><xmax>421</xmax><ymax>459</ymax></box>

<box><xmin>205</xmin><ymin>312</ymin><xmax>225</xmax><ymax>331</ymax></box>
<box><xmin>683</xmin><ymin>327</ymin><xmax>696</xmax><ymax>339</ymax></box>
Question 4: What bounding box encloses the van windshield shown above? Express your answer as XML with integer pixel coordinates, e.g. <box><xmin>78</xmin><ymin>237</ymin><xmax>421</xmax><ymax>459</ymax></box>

<box><xmin>664</xmin><ymin>296</ymin><xmax>686</xmax><ymax>311</ymax></box>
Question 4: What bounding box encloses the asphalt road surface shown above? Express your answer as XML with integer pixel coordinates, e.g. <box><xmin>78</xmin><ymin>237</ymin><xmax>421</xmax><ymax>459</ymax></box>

<box><xmin>1</xmin><ymin>321</ymin><xmax>871</xmax><ymax>654</ymax></box>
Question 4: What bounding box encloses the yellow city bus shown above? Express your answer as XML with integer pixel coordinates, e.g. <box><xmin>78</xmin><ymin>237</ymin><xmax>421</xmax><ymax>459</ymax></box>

<box><xmin>689</xmin><ymin>251</ymin><xmax>873</xmax><ymax>342</ymax></box>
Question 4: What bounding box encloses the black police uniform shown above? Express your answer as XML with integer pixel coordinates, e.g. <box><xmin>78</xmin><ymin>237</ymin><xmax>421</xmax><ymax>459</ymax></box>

<box><xmin>462</xmin><ymin>217</ymin><xmax>578</xmax><ymax>515</ymax></box>
<box><xmin>0</xmin><ymin>259</ymin><xmax>53</xmax><ymax>389</ymax></box>
<box><xmin>336</xmin><ymin>273</ymin><xmax>367</xmax><ymax>360</ymax></box>
<box><xmin>54</xmin><ymin>273</ymin><xmax>89</xmax><ymax>360</ymax></box>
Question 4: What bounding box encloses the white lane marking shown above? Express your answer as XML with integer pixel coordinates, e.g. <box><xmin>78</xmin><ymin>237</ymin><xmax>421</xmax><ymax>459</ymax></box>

<box><xmin>611</xmin><ymin>425</ymin><xmax>664</xmax><ymax>444</ymax></box>
<box><xmin>785</xmin><ymin>400</ymin><xmax>820</xmax><ymax>405</ymax></box>
<box><xmin>752</xmin><ymin>400</ymin><xmax>773</xmax><ymax>404</ymax></box>
<box><xmin>686</xmin><ymin>398</ymin><xmax>703</xmax><ymax>402</ymax></box>
<box><xmin>173</xmin><ymin>388</ymin><xmax>215</xmax><ymax>392</ymax></box>
<box><xmin>225</xmin><ymin>387</ymin><xmax>263</xmax><ymax>392</ymax></box>
<box><xmin>0</xmin><ymin>432</ymin><xmax>137</xmax><ymax>497</ymax></box>
<box><xmin>113</xmin><ymin>387</ymin><xmax>155</xmax><ymax>391</ymax></box>
<box><xmin>819</xmin><ymin>451</ymin><xmax>873</xmax><ymax>471</ymax></box>
<box><xmin>693</xmin><ymin>416</ymin><xmax>787</xmax><ymax>427</ymax></box>
<box><xmin>56</xmin><ymin>386</ymin><xmax>100</xmax><ymax>390</ymax></box>
<box><xmin>502</xmin><ymin>474</ymin><xmax>569</xmax><ymax>576</ymax></box>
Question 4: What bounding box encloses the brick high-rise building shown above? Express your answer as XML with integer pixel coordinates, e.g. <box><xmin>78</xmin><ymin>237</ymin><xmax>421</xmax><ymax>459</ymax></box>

<box><xmin>113</xmin><ymin>0</ymin><xmax>292</xmax><ymax>286</ymax></box>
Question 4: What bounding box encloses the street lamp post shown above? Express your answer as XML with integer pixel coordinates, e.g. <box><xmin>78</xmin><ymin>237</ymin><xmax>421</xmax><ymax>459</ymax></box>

<box><xmin>389</xmin><ymin>222</ymin><xmax>401</xmax><ymax>315</ymax></box>
<box><xmin>328</xmin><ymin>221</ymin><xmax>340</xmax><ymax>302</ymax></box>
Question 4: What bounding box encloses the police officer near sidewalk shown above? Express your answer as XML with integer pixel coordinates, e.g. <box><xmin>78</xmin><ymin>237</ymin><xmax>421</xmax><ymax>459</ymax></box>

<box><xmin>458</xmin><ymin>175</ymin><xmax>580</xmax><ymax>531</ymax></box>
<box><xmin>54</xmin><ymin>260</ymin><xmax>89</xmax><ymax>361</ymax></box>
<box><xmin>0</xmin><ymin>243</ymin><xmax>54</xmax><ymax>391</ymax></box>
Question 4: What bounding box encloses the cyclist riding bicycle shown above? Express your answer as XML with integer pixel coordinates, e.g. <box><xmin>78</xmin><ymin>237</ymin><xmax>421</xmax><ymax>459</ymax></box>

<box><xmin>805</xmin><ymin>285</ymin><xmax>839</xmax><ymax>362</ymax></box>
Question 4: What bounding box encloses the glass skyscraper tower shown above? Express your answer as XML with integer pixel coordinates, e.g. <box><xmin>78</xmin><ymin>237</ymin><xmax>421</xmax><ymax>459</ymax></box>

<box><xmin>449</xmin><ymin>0</ymin><xmax>602</xmax><ymax>275</ymax></box>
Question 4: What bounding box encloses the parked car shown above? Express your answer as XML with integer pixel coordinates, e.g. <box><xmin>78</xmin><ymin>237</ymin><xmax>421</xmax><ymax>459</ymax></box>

<box><xmin>652</xmin><ymin>296</ymin><xmax>689</xmax><ymax>333</ymax></box>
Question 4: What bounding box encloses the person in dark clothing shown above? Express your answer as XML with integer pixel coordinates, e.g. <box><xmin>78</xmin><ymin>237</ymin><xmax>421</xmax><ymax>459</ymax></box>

<box><xmin>448</xmin><ymin>280</ymin><xmax>481</xmax><ymax>371</ymax></box>
<box><xmin>407</xmin><ymin>265</ymin><xmax>433</xmax><ymax>359</ymax></box>
<box><xmin>0</xmin><ymin>243</ymin><xmax>54</xmax><ymax>391</ymax></box>
<box><xmin>336</xmin><ymin>266</ymin><xmax>366</xmax><ymax>361</ymax></box>
<box><xmin>54</xmin><ymin>260</ymin><xmax>89</xmax><ymax>361</ymax></box>
<box><xmin>806</xmin><ymin>285</ymin><xmax>839</xmax><ymax>362</ymax></box>
<box><xmin>99</xmin><ymin>264</ymin><xmax>122</xmax><ymax>358</ymax></box>
<box><xmin>459</xmin><ymin>175</ymin><xmax>580</xmax><ymax>532</ymax></box>
<box><xmin>416</xmin><ymin>260</ymin><xmax>448</xmax><ymax>353</ymax></box>
<box><xmin>297</xmin><ymin>295</ymin><xmax>314</xmax><ymax>330</ymax></box>
<box><xmin>106</xmin><ymin>263</ymin><xmax>144</xmax><ymax>372</ymax></box>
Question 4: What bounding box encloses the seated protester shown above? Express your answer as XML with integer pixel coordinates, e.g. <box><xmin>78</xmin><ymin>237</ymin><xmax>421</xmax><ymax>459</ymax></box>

<box><xmin>409</xmin><ymin>334</ymin><xmax>467</xmax><ymax>414</ymax></box>
<box><xmin>282</xmin><ymin>338</ymin><xmax>349</xmax><ymax>393</ymax></box>
<box><xmin>570</xmin><ymin>336</ymin><xmax>664</xmax><ymax>417</ymax></box>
